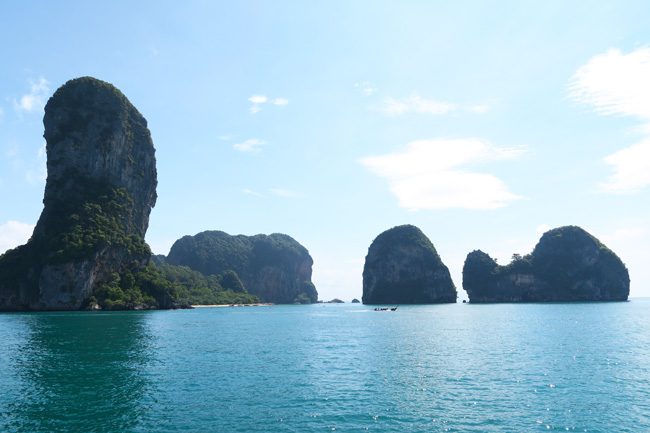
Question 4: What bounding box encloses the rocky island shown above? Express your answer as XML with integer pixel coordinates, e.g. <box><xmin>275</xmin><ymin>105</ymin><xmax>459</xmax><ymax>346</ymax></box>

<box><xmin>166</xmin><ymin>231</ymin><xmax>318</xmax><ymax>304</ymax></box>
<box><xmin>463</xmin><ymin>225</ymin><xmax>630</xmax><ymax>302</ymax></box>
<box><xmin>0</xmin><ymin>77</ymin><xmax>160</xmax><ymax>310</ymax></box>
<box><xmin>0</xmin><ymin>77</ymin><xmax>258</xmax><ymax>311</ymax></box>
<box><xmin>362</xmin><ymin>225</ymin><xmax>456</xmax><ymax>304</ymax></box>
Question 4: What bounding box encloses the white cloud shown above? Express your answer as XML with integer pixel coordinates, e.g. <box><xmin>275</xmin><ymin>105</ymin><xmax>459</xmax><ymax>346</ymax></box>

<box><xmin>360</xmin><ymin>138</ymin><xmax>524</xmax><ymax>210</ymax></box>
<box><xmin>248</xmin><ymin>95</ymin><xmax>268</xmax><ymax>104</ymax></box>
<box><xmin>272</xmin><ymin>97</ymin><xmax>288</xmax><ymax>106</ymax></box>
<box><xmin>0</xmin><ymin>220</ymin><xmax>34</xmax><ymax>254</ymax></box>
<box><xmin>569</xmin><ymin>48</ymin><xmax>650</xmax><ymax>119</ymax></box>
<box><xmin>599</xmin><ymin>138</ymin><xmax>650</xmax><ymax>194</ymax></box>
<box><xmin>269</xmin><ymin>188</ymin><xmax>300</xmax><ymax>198</ymax></box>
<box><xmin>570</xmin><ymin>47</ymin><xmax>650</xmax><ymax>194</ymax></box>
<box><xmin>354</xmin><ymin>81</ymin><xmax>377</xmax><ymax>97</ymax></box>
<box><xmin>14</xmin><ymin>77</ymin><xmax>49</xmax><ymax>113</ymax></box>
<box><xmin>0</xmin><ymin>106</ymin><xmax>4</xmax><ymax>120</ymax></box>
<box><xmin>248</xmin><ymin>94</ymin><xmax>288</xmax><ymax>114</ymax></box>
<box><xmin>233</xmin><ymin>138</ymin><xmax>266</xmax><ymax>153</ymax></box>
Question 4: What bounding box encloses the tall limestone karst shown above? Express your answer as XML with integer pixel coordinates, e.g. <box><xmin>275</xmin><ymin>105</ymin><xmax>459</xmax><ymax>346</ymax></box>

<box><xmin>0</xmin><ymin>77</ymin><xmax>158</xmax><ymax>310</ymax></box>
<box><xmin>362</xmin><ymin>224</ymin><xmax>457</xmax><ymax>304</ymax></box>
<box><xmin>167</xmin><ymin>231</ymin><xmax>318</xmax><ymax>304</ymax></box>
<box><xmin>463</xmin><ymin>225</ymin><xmax>630</xmax><ymax>302</ymax></box>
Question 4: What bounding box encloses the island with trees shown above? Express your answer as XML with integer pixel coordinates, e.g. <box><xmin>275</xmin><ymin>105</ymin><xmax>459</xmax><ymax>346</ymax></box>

<box><xmin>362</xmin><ymin>225</ymin><xmax>456</xmax><ymax>304</ymax></box>
<box><xmin>463</xmin><ymin>226</ymin><xmax>630</xmax><ymax>302</ymax></box>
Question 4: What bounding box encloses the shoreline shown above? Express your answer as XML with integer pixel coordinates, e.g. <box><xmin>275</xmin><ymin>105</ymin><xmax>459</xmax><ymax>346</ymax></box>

<box><xmin>191</xmin><ymin>303</ymin><xmax>274</xmax><ymax>308</ymax></box>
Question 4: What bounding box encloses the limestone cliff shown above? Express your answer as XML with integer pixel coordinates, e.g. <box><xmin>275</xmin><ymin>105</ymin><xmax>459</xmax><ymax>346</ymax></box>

<box><xmin>166</xmin><ymin>231</ymin><xmax>318</xmax><ymax>304</ymax></box>
<box><xmin>0</xmin><ymin>77</ymin><xmax>158</xmax><ymax>310</ymax></box>
<box><xmin>362</xmin><ymin>225</ymin><xmax>456</xmax><ymax>304</ymax></box>
<box><xmin>463</xmin><ymin>226</ymin><xmax>630</xmax><ymax>302</ymax></box>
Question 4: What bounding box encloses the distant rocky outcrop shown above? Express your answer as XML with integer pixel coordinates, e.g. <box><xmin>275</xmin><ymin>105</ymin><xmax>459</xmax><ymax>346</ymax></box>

<box><xmin>463</xmin><ymin>226</ymin><xmax>630</xmax><ymax>302</ymax></box>
<box><xmin>351</xmin><ymin>298</ymin><xmax>360</xmax><ymax>303</ymax></box>
<box><xmin>326</xmin><ymin>298</ymin><xmax>344</xmax><ymax>303</ymax></box>
<box><xmin>0</xmin><ymin>77</ymin><xmax>159</xmax><ymax>310</ymax></box>
<box><xmin>166</xmin><ymin>231</ymin><xmax>318</xmax><ymax>304</ymax></box>
<box><xmin>362</xmin><ymin>225</ymin><xmax>456</xmax><ymax>304</ymax></box>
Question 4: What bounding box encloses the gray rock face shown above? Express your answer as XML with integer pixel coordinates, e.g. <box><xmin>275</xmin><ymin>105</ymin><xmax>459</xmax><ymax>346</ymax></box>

<box><xmin>166</xmin><ymin>231</ymin><xmax>318</xmax><ymax>304</ymax></box>
<box><xmin>463</xmin><ymin>226</ymin><xmax>630</xmax><ymax>302</ymax></box>
<box><xmin>362</xmin><ymin>225</ymin><xmax>457</xmax><ymax>304</ymax></box>
<box><xmin>0</xmin><ymin>77</ymin><xmax>157</xmax><ymax>310</ymax></box>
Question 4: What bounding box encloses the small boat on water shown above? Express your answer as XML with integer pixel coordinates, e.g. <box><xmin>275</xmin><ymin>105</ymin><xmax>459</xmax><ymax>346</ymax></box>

<box><xmin>374</xmin><ymin>306</ymin><xmax>398</xmax><ymax>312</ymax></box>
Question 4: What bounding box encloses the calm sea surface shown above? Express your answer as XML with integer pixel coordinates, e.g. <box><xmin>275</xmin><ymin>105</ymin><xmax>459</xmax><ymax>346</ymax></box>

<box><xmin>1</xmin><ymin>301</ymin><xmax>649</xmax><ymax>432</ymax></box>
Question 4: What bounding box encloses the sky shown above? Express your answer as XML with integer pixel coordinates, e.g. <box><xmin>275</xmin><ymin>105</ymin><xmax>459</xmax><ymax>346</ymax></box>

<box><xmin>1</xmin><ymin>1</ymin><xmax>650</xmax><ymax>301</ymax></box>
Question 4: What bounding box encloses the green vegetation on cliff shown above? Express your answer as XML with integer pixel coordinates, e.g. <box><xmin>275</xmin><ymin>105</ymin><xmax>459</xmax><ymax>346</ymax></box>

<box><xmin>167</xmin><ymin>231</ymin><xmax>317</xmax><ymax>304</ymax></box>
<box><xmin>0</xmin><ymin>76</ymin><xmax>161</xmax><ymax>310</ymax></box>
<box><xmin>463</xmin><ymin>226</ymin><xmax>630</xmax><ymax>302</ymax></box>
<box><xmin>91</xmin><ymin>262</ymin><xmax>259</xmax><ymax>310</ymax></box>
<box><xmin>362</xmin><ymin>224</ymin><xmax>456</xmax><ymax>304</ymax></box>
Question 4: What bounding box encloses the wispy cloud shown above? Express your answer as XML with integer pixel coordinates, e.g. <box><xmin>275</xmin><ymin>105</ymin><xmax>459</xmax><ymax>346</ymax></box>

<box><xmin>468</xmin><ymin>104</ymin><xmax>490</xmax><ymax>114</ymax></box>
<box><xmin>248</xmin><ymin>94</ymin><xmax>288</xmax><ymax>114</ymax></box>
<box><xmin>569</xmin><ymin>48</ymin><xmax>650</xmax><ymax>119</ymax></box>
<box><xmin>599</xmin><ymin>138</ymin><xmax>650</xmax><ymax>193</ymax></box>
<box><xmin>0</xmin><ymin>220</ymin><xmax>34</xmax><ymax>254</ymax></box>
<box><xmin>377</xmin><ymin>95</ymin><xmax>489</xmax><ymax>116</ymax></box>
<box><xmin>269</xmin><ymin>188</ymin><xmax>300</xmax><ymax>198</ymax></box>
<box><xmin>570</xmin><ymin>47</ymin><xmax>650</xmax><ymax>194</ymax></box>
<box><xmin>242</xmin><ymin>188</ymin><xmax>263</xmax><ymax>197</ymax></box>
<box><xmin>272</xmin><ymin>97</ymin><xmax>288</xmax><ymax>106</ymax></box>
<box><xmin>360</xmin><ymin>138</ymin><xmax>524</xmax><ymax>210</ymax></box>
<box><xmin>14</xmin><ymin>77</ymin><xmax>49</xmax><ymax>113</ymax></box>
<box><xmin>603</xmin><ymin>225</ymin><xmax>648</xmax><ymax>243</ymax></box>
<box><xmin>0</xmin><ymin>106</ymin><xmax>4</xmax><ymax>120</ymax></box>
<box><xmin>380</xmin><ymin>95</ymin><xmax>456</xmax><ymax>116</ymax></box>
<box><xmin>354</xmin><ymin>81</ymin><xmax>377</xmax><ymax>96</ymax></box>
<box><xmin>233</xmin><ymin>138</ymin><xmax>266</xmax><ymax>153</ymax></box>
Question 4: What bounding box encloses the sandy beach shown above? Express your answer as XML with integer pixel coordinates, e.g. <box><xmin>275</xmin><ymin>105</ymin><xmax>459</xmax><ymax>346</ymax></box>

<box><xmin>191</xmin><ymin>303</ymin><xmax>274</xmax><ymax>308</ymax></box>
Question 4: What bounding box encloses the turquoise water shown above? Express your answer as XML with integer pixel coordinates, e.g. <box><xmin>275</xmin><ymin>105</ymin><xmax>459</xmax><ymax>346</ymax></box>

<box><xmin>1</xmin><ymin>302</ymin><xmax>650</xmax><ymax>432</ymax></box>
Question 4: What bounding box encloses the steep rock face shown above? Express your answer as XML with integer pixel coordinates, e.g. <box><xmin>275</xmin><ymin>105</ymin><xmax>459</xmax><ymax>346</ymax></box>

<box><xmin>0</xmin><ymin>77</ymin><xmax>157</xmax><ymax>310</ymax></box>
<box><xmin>362</xmin><ymin>225</ymin><xmax>456</xmax><ymax>304</ymax></box>
<box><xmin>463</xmin><ymin>226</ymin><xmax>630</xmax><ymax>302</ymax></box>
<box><xmin>166</xmin><ymin>231</ymin><xmax>317</xmax><ymax>304</ymax></box>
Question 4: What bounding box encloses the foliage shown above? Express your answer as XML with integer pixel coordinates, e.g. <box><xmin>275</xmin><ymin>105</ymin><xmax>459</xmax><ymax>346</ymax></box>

<box><xmin>167</xmin><ymin>230</ymin><xmax>317</xmax><ymax>303</ymax></box>
<box><xmin>41</xmin><ymin>177</ymin><xmax>150</xmax><ymax>264</ymax></box>
<box><xmin>91</xmin><ymin>261</ymin><xmax>259</xmax><ymax>310</ymax></box>
<box><xmin>367</xmin><ymin>224</ymin><xmax>441</xmax><ymax>262</ymax></box>
<box><xmin>463</xmin><ymin>226</ymin><xmax>629</xmax><ymax>302</ymax></box>
<box><xmin>0</xmin><ymin>179</ymin><xmax>149</xmax><ymax>293</ymax></box>
<box><xmin>219</xmin><ymin>270</ymin><xmax>246</xmax><ymax>292</ymax></box>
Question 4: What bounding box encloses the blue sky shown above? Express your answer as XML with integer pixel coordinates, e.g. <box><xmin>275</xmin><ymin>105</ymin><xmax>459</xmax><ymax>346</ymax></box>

<box><xmin>2</xmin><ymin>1</ymin><xmax>650</xmax><ymax>300</ymax></box>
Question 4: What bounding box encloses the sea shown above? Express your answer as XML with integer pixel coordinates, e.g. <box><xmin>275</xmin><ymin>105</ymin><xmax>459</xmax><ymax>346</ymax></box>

<box><xmin>1</xmin><ymin>301</ymin><xmax>649</xmax><ymax>433</ymax></box>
